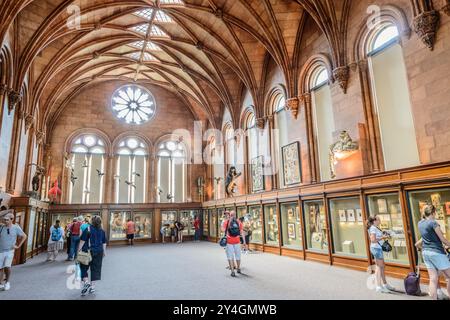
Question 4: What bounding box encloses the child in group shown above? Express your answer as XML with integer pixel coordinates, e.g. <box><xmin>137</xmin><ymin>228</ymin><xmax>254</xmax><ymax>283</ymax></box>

<box><xmin>160</xmin><ymin>224</ymin><xmax>170</xmax><ymax>243</ymax></box>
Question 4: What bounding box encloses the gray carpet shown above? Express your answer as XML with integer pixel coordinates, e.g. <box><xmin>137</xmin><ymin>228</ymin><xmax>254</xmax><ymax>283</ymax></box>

<box><xmin>1</xmin><ymin>242</ymin><xmax>429</xmax><ymax>300</ymax></box>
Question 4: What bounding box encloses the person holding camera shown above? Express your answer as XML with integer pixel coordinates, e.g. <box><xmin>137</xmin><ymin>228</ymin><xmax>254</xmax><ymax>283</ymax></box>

<box><xmin>415</xmin><ymin>204</ymin><xmax>450</xmax><ymax>300</ymax></box>
<box><xmin>367</xmin><ymin>215</ymin><xmax>395</xmax><ymax>294</ymax></box>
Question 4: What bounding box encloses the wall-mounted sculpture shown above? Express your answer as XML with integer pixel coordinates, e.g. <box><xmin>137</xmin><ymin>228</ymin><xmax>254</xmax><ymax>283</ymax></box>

<box><xmin>329</xmin><ymin>131</ymin><xmax>359</xmax><ymax>179</ymax></box>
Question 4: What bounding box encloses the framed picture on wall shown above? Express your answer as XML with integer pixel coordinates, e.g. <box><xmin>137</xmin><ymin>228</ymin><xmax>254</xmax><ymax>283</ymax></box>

<box><xmin>282</xmin><ymin>142</ymin><xmax>302</xmax><ymax>186</ymax></box>
<box><xmin>377</xmin><ymin>199</ymin><xmax>388</xmax><ymax>214</ymax></box>
<box><xmin>251</xmin><ymin>156</ymin><xmax>265</xmax><ymax>193</ymax></box>
<box><xmin>347</xmin><ymin>209</ymin><xmax>356</xmax><ymax>222</ymax></box>
<box><xmin>339</xmin><ymin>210</ymin><xmax>347</xmax><ymax>222</ymax></box>
<box><xmin>356</xmin><ymin>209</ymin><xmax>363</xmax><ymax>222</ymax></box>
<box><xmin>288</xmin><ymin>223</ymin><xmax>296</xmax><ymax>239</ymax></box>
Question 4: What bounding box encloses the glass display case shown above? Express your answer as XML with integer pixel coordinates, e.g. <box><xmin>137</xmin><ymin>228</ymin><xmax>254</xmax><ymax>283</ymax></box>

<box><xmin>161</xmin><ymin>210</ymin><xmax>177</xmax><ymax>227</ymax></box>
<box><xmin>303</xmin><ymin>200</ymin><xmax>328</xmax><ymax>253</ymax></box>
<box><xmin>408</xmin><ymin>188</ymin><xmax>450</xmax><ymax>265</ymax></box>
<box><xmin>51</xmin><ymin>214</ymin><xmax>76</xmax><ymax>233</ymax></box>
<box><xmin>281</xmin><ymin>202</ymin><xmax>302</xmax><ymax>250</ymax></box>
<box><xmin>180</xmin><ymin>211</ymin><xmax>192</xmax><ymax>235</ymax></box>
<box><xmin>264</xmin><ymin>204</ymin><xmax>279</xmax><ymax>246</ymax></box>
<box><xmin>217</xmin><ymin>208</ymin><xmax>226</xmax><ymax>236</ymax></box>
<box><xmin>367</xmin><ymin>193</ymin><xmax>409</xmax><ymax>264</ymax></box>
<box><xmin>109</xmin><ymin>211</ymin><xmax>131</xmax><ymax>240</ymax></box>
<box><xmin>203</xmin><ymin>210</ymin><xmax>209</xmax><ymax>236</ymax></box>
<box><xmin>26</xmin><ymin>209</ymin><xmax>37</xmax><ymax>254</ymax></box>
<box><xmin>133</xmin><ymin>212</ymin><xmax>152</xmax><ymax>239</ymax></box>
<box><xmin>248</xmin><ymin>205</ymin><xmax>263</xmax><ymax>244</ymax></box>
<box><xmin>180</xmin><ymin>210</ymin><xmax>199</xmax><ymax>236</ymax></box>
<box><xmin>329</xmin><ymin>197</ymin><xmax>367</xmax><ymax>258</ymax></box>
<box><xmin>210</xmin><ymin>209</ymin><xmax>217</xmax><ymax>238</ymax></box>
<box><xmin>237</xmin><ymin>207</ymin><xmax>247</xmax><ymax>219</ymax></box>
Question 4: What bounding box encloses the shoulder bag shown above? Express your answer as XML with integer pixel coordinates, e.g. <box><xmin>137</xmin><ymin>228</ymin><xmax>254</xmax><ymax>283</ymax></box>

<box><xmin>219</xmin><ymin>221</ymin><xmax>228</xmax><ymax>248</ymax></box>
<box><xmin>76</xmin><ymin>227</ymin><xmax>92</xmax><ymax>266</ymax></box>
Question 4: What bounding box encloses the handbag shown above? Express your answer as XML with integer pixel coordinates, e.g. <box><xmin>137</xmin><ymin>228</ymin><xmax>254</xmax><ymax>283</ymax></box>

<box><xmin>379</xmin><ymin>240</ymin><xmax>393</xmax><ymax>253</ymax></box>
<box><xmin>76</xmin><ymin>250</ymin><xmax>92</xmax><ymax>266</ymax></box>
<box><xmin>76</xmin><ymin>226</ymin><xmax>92</xmax><ymax>265</ymax></box>
<box><xmin>219</xmin><ymin>221</ymin><xmax>228</xmax><ymax>248</ymax></box>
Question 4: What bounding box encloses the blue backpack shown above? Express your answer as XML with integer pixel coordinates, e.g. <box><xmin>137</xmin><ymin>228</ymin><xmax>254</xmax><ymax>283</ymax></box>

<box><xmin>51</xmin><ymin>227</ymin><xmax>62</xmax><ymax>242</ymax></box>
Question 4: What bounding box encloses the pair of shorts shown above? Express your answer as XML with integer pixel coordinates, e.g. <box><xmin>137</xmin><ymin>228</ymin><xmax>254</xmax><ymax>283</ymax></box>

<box><xmin>226</xmin><ymin>244</ymin><xmax>241</xmax><ymax>261</ymax></box>
<box><xmin>422</xmin><ymin>250</ymin><xmax>450</xmax><ymax>271</ymax></box>
<box><xmin>370</xmin><ymin>247</ymin><xmax>384</xmax><ymax>260</ymax></box>
<box><xmin>80</xmin><ymin>251</ymin><xmax>104</xmax><ymax>281</ymax></box>
<box><xmin>126</xmin><ymin>234</ymin><xmax>134</xmax><ymax>240</ymax></box>
<box><xmin>0</xmin><ymin>250</ymin><xmax>15</xmax><ymax>269</ymax></box>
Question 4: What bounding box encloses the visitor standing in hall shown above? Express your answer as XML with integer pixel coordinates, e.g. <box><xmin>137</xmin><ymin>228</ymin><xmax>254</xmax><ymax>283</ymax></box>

<box><xmin>160</xmin><ymin>224</ymin><xmax>170</xmax><ymax>243</ymax></box>
<box><xmin>222</xmin><ymin>211</ymin><xmax>245</xmax><ymax>277</ymax></box>
<box><xmin>367</xmin><ymin>216</ymin><xmax>395</xmax><ymax>294</ymax></box>
<box><xmin>46</xmin><ymin>220</ymin><xmax>65</xmax><ymax>262</ymax></box>
<box><xmin>78</xmin><ymin>215</ymin><xmax>107</xmax><ymax>296</ymax></box>
<box><xmin>175</xmin><ymin>220</ymin><xmax>184</xmax><ymax>243</ymax></box>
<box><xmin>194</xmin><ymin>215</ymin><xmax>201</xmax><ymax>242</ymax></box>
<box><xmin>68</xmin><ymin>216</ymin><xmax>83</xmax><ymax>261</ymax></box>
<box><xmin>81</xmin><ymin>216</ymin><xmax>90</xmax><ymax>234</ymax></box>
<box><xmin>0</xmin><ymin>212</ymin><xmax>27</xmax><ymax>291</ymax></box>
<box><xmin>66</xmin><ymin>218</ymin><xmax>76</xmax><ymax>259</ymax></box>
<box><xmin>126</xmin><ymin>218</ymin><xmax>136</xmax><ymax>246</ymax></box>
<box><xmin>416</xmin><ymin>204</ymin><xmax>450</xmax><ymax>300</ymax></box>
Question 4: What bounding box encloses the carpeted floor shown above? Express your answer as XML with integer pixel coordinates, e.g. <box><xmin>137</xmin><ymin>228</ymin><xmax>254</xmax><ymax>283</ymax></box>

<box><xmin>1</xmin><ymin>242</ymin><xmax>431</xmax><ymax>300</ymax></box>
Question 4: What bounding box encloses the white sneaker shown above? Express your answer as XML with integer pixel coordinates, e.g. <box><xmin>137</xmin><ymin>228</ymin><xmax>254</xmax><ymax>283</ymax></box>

<box><xmin>376</xmin><ymin>286</ymin><xmax>390</xmax><ymax>294</ymax></box>
<box><xmin>383</xmin><ymin>284</ymin><xmax>395</xmax><ymax>291</ymax></box>
<box><xmin>4</xmin><ymin>282</ymin><xmax>10</xmax><ymax>291</ymax></box>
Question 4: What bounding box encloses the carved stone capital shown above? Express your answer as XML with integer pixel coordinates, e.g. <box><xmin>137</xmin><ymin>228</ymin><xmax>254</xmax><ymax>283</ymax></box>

<box><xmin>255</xmin><ymin>117</ymin><xmax>265</xmax><ymax>129</ymax></box>
<box><xmin>413</xmin><ymin>10</ymin><xmax>440</xmax><ymax>50</ymax></box>
<box><xmin>285</xmin><ymin>97</ymin><xmax>300</xmax><ymax>119</ymax></box>
<box><xmin>333</xmin><ymin>66</ymin><xmax>350</xmax><ymax>94</ymax></box>
<box><xmin>25</xmin><ymin>114</ymin><xmax>35</xmax><ymax>132</ymax></box>
<box><xmin>301</xmin><ymin>93</ymin><xmax>311</xmax><ymax>104</ymax></box>
<box><xmin>36</xmin><ymin>131</ymin><xmax>46</xmax><ymax>145</ymax></box>
<box><xmin>357</xmin><ymin>59</ymin><xmax>369</xmax><ymax>72</ymax></box>
<box><xmin>8</xmin><ymin>91</ymin><xmax>22</xmax><ymax>114</ymax></box>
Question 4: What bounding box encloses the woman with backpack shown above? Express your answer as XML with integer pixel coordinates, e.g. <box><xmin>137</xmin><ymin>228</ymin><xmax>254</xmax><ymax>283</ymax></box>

<box><xmin>78</xmin><ymin>215</ymin><xmax>107</xmax><ymax>296</ymax></box>
<box><xmin>47</xmin><ymin>220</ymin><xmax>65</xmax><ymax>262</ymax></box>
<box><xmin>367</xmin><ymin>216</ymin><xmax>395</xmax><ymax>293</ymax></box>
<box><xmin>222</xmin><ymin>211</ymin><xmax>245</xmax><ymax>277</ymax></box>
<box><xmin>415</xmin><ymin>204</ymin><xmax>450</xmax><ymax>300</ymax></box>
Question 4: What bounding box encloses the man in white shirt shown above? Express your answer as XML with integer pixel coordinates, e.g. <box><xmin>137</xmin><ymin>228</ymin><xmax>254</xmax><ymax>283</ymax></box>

<box><xmin>0</xmin><ymin>212</ymin><xmax>27</xmax><ymax>291</ymax></box>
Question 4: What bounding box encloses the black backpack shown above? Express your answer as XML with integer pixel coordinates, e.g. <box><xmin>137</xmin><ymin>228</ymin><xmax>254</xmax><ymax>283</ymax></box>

<box><xmin>227</xmin><ymin>219</ymin><xmax>240</xmax><ymax>237</ymax></box>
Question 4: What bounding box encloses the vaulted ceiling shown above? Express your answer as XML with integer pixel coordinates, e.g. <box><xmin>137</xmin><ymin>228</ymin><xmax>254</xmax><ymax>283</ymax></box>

<box><xmin>0</xmin><ymin>0</ymin><xmax>354</xmax><ymax>133</ymax></box>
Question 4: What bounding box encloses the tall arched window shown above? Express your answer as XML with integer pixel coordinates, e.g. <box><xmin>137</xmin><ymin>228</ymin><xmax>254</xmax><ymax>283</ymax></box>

<box><xmin>245</xmin><ymin>111</ymin><xmax>261</xmax><ymax>193</ymax></box>
<box><xmin>115</xmin><ymin>137</ymin><xmax>148</xmax><ymax>204</ymax></box>
<box><xmin>311</xmin><ymin>66</ymin><xmax>335</xmax><ymax>181</ymax></box>
<box><xmin>270</xmin><ymin>93</ymin><xmax>287</xmax><ymax>188</ymax></box>
<box><xmin>157</xmin><ymin>139</ymin><xmax>186</xmax><ymax>203</ymax></box>
<box><xmin>68</xmin><ymin>134</ymin><xmax>106</xmax><ymax>204</ymax></box>
<box><xmin>224</xmin><ymin>124</ymin><xmax>235</xmax><ymax>169</ymax></box>
<box><xmin>367</xmin><ymin>24</ymin><xmax>419</xmax><ymax>170</ymax></box>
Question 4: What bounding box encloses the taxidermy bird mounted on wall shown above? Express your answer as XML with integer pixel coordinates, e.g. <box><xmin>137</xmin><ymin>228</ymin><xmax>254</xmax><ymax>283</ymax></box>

<box><xmin>96</xmin><ymin>169</ymin><xmax>105</xmax><ymax>177</ymax></box>
<box><xmin>214</xmin><ymin>177</ymin><xmax>222</xmax><ymax>185</ymax></box>
<box><xmin>70</xmin><ymin>168</ymin><xmax>78</xmax><ymax>185</ymax></box>
<box><xmin>81</xmin><ymin>160</ymin><xmax>89</xmax><ymax>168</ymax></box>
<box><xmin>156</xmin><ymin>187</ymin><xmax>164</xmax><ymax>196</ymax></box>
<box><xmin>167</xmin><ymin>194</ymin><xmax>174</xmax><ymax>201</ymax></box>
<box><xmin>125</xmin><ymin>180</ymin><xmax>136</xmax><ymax>189</ymax></box>
<box><xmin>132</xmin><ymin>172</ymin><xmax>141</xmax><ymax>178</ymax></box>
